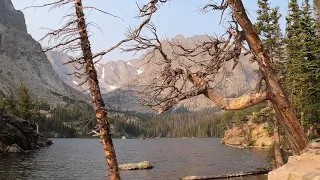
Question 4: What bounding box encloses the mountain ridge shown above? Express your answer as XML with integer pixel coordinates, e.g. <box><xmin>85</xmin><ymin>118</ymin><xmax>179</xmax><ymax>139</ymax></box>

<box><xmin>46</xmin><ymin>34</ymin><xmax>259</xmax><ymax>112</ymax></box>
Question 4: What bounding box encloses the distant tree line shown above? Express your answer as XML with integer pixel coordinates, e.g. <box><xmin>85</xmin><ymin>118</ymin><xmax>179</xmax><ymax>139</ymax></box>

<box><xmin>109</xmin><ymin>105</ymin><xmax>265</xmax><ymax>139</ymax></box>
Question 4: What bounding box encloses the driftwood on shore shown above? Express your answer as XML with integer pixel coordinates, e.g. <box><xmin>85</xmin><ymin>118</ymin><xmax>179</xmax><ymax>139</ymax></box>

<box><xmin>118</xmin><ymin>161</ymin><xmax>153</xmax><ymax>171</ymax></box>
<box><xmin>181</xmin><ymin>169</ymin><xmax>270</xmax><ymax>180</ymax></box>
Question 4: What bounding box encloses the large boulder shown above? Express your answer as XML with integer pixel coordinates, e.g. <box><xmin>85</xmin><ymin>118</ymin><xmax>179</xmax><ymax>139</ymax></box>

<box><xmin>0</xmin><ymin>113</ymin><xmax>52</xmax><ymax>153</ymax></box>
<box><xmin>268</xmin><ymin>142</ymin><xmax>320</xmax><ymax>180</ymax></box>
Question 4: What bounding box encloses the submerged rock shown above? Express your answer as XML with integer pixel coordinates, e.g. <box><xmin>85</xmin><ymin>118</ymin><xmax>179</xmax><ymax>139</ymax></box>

<box><xmin>119</xmin><ymin>161</ymin><xmax>153</xmax><ymax>170</ymax></box>
<box><xmin>0</xmin><ymin>113</ymin><xmax>52</xmax><ymax>153</ymax></box>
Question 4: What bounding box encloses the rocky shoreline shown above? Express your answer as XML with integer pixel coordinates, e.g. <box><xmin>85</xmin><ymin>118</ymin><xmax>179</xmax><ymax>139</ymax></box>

<box><xmin>221</xmin><ymin>120</ymin><xmax>273</xmax><ymax>148</ymax></box>
<box><xmin>0</xmin><ymin>112</ymin><xmax>52</xmax><ymax>154</ymax></box>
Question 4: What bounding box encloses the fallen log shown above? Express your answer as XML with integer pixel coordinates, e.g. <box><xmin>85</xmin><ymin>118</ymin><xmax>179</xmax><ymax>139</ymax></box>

<box><xmin>118</xmin><ymin>161</ymin><xmax>153</xmax><ymax>171</ymax></box>
<box><xmin>181</xmin><ymin>169</ymin><xmax>270</xmax><ymax>180</ymax></box>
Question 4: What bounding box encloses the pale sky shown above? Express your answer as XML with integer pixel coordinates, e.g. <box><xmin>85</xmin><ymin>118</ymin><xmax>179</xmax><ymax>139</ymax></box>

<box><xmin>12</xmin><ymin>0</ymin><xmax>291</xmax><ymax>63</ymax></box>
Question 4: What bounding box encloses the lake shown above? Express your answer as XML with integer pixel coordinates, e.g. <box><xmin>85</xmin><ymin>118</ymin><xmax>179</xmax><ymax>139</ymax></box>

<box><xmin>0</xmin><ymin>138</ymin><xmax>272</xmax><ymax>180</ymax></box>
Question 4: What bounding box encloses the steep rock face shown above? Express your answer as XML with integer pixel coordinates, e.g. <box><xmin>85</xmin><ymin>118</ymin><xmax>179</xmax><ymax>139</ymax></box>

<box><xmin>0</xmin><ymin>0</ymin><xmax>26</xmax><ymax>32</ymax></box>
<box><xmin>0</xmin><ymin>0</ymin><xmax>80</xmax><ymax>104</ymax></box>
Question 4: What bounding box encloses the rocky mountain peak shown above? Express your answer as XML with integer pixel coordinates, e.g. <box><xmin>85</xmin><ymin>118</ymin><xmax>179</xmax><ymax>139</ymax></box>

<box><xmin>0</xmin><ymin>0</ymin><xmax>84</xmax><ymax>104</ymax></box>
<box><xmin>0</xmin><ymin>0</ymin><xmax>27</xmax><ymax>32</ymax></box>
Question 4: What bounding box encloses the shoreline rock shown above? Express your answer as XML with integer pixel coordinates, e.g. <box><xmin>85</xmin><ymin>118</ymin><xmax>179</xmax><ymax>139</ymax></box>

<box><xmin>0</xmin><ymin>112</ymin><xmax>53</xmax><ymax>154</ymax></box>
<box><xmin>268</xmin><ymin>141</ymin><xmax>320</xmax><ymax>180</ymax></box>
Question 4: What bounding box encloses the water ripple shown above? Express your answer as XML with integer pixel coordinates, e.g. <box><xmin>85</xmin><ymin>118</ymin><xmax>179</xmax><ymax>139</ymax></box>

<box><xmin>0</xmin><ymin>138</ymin><xmax>271</xmax><ymax>180</ymax></box>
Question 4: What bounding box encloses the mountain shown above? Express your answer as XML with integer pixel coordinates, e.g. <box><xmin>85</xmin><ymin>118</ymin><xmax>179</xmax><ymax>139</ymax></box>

<box><xmin>47</xmin><ymin>35</ymin><xmax>259</xmax><ymax>112</ymax></box>
<box><xmin>0</xmin><ymin>0</ymin><xmax>84</xmax><ymax>104</ymax></box>
<box><xmin>46</xmin><ymin>51</ymin><xmax>142</xmax><ymax>93</ymax></box>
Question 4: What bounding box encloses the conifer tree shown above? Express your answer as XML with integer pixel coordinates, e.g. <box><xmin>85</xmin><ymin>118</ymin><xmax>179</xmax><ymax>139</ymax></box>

<box><xmin>285</xmin><ymin>0</ymin><xmax>320</xmax><ymax>137</ymax></box>
<box><xmin>18</xmin><ymin>84</ymin><xmax>33</xmax><ymax>120</ymax></box>
<box><xmin>285</xmin><ymin>0</ymin><xmax>303</xmax><ymax>115</ymax></box>
<box><xmin>256</xmin><ymin>0</ymin><xmax>283</xmax><ymax>62</ymax></box>
<box><xmin>315</xmin><ymin>0</ymin><xmax>320</xmax><ymax>32</ymax></box>
<box><xmin>299</xmin><ymin>0</ymin><xmax>320</xmax><ymax>136</ymax></box>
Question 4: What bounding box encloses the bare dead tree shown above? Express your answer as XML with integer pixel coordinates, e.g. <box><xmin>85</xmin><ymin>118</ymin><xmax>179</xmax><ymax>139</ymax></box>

<box><xmin>124</xmin><ymin>0</ymin><xmax>307</xmax><ymax>155</ymax></box>
<box><xmin>23</xmin><ymin>0</ymin><xmax>160</xmax><ymax>179</ymax></box>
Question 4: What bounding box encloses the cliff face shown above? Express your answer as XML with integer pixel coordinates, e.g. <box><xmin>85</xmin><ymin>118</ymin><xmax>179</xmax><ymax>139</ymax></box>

<box><xmin>0</xmin><ymin>112</ymin><xmax>53</xmax><ymax>153</ymax></box>
<box><xmin>0</xmin><ymin>0</ymin><xmax>81</xmax><ymax>104</ymax></box>
<box><xmin>0</xmin><ymin>0</ymin><xmax>26</xmax><ymax>32</ymax></box>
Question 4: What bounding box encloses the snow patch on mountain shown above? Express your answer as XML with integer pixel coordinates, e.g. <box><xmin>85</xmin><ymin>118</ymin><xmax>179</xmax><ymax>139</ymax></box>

<box><xmin>137</xmin><ymin>69</ymin><xmax>144</xmax><ymax>75</ymax></box>
<box><xmin>72</xmin><ymin>81</ymin><xmax>79</xmax><ymax>85</ymax></box>
<box><xmin>101</xmin><ymin>67</ymin><xmax>105</xmax><ymax>79</ymax></box>
<box><xmin>127</xmin><ymin>62</ymin><xmax>134</xmax><ymax>67</ymax></box>
<box><xmin>109</xmin><ymin>85</ymin><xmax>118</xmax><ymax>90</ymax></box>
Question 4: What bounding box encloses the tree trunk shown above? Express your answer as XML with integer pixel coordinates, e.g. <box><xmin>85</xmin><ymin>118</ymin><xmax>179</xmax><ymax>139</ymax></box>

<box><xmin>74</xmin><ymin>1</ymin><xmax>121</xmax><ymax>179</ymax></box>
<box><xmin>228</xmin><ymin>0</ymin><xmax>307</xmax><ymax>155</ymax></box>
<box><xmin>273</xmin><ymin>117</ymin><xmax>284</xmax><ymax>168</ymax></box>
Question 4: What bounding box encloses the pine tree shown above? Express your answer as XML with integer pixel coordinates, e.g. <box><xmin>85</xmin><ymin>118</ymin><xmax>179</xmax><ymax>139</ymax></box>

<box><xmin>285</xmin><ymin>0</ymin><xmax>320</xmax><ymax>137</ymax></box>
<box><xmin>285</xmin><ymin>0</ymin><xmax>303</xmax><ymax>115</ymax></box>
<box><xmin>18</xmin><ymin>84</ymin><xmax>33</xmax><ymax>120</ymax></box>
<box><xmin>299</xmin><ymin>0</ymin><xmax>320</xmax><ymax>136</ymax></box>
<box><xmin>256</xmin><ymin>0</ymin><xmax>284</xmax><ymax>73</ymax></box>
<box><xmin>315</xmin><ymin>0</ymin><xmax>320</xmax><ymax>32</ymax></box>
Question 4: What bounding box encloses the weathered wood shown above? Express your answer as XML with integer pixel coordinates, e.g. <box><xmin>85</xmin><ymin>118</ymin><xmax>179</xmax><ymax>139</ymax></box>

<box><xmin>181</xmin><ymin>169</ymin><xmax>270</xmax><ymax>180</ymax></box>
<box><xmin>74</xmin><ymin>0</ymin><xmax>120</xmax><ymax>179</ymax></box>
<box><xmin>228</xmin><ymin>0</ymin><xmax>307</xmax><ymax>155</ymax></box>
<box><xmin>119</xmin><ymin>161</ymin><xmax>153</xmax><ymax>171</ymax></box>
<box><xmin>273</xmin><ymin>114</ymin><xmax>284</xmax><ymax>168</ymax></box>
<box><xmin>204</xmin><ymin>89</ymin><xmax>269</xmax><ymax>110</ymax></box>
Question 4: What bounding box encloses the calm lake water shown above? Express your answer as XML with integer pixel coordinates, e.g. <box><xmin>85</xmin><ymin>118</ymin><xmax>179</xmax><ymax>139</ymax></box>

<box><xmin>0</xmin><ymin>138</ymin><xmax>271</xmax><ymax>180</ymax></box>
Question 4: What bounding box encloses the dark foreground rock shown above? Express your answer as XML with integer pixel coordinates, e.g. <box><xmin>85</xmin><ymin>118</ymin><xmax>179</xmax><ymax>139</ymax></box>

<box><xmin>0</xmin><ymin>112</ymin><xmax>52</xmax><ymax>153</ymax></box>
<box><xmin>119</xmin><ymin>161</ymin><xmax>153</xmax><ymax>170</ymax></box>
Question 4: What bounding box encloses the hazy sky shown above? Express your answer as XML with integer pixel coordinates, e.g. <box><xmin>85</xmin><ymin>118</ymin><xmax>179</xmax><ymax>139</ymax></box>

<box><xmin>12</xmin><ymin>0</ymin><xmax>291</xmax><ymax>63</ymax></box>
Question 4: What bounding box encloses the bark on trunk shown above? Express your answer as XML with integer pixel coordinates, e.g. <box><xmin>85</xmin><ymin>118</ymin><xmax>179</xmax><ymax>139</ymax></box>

<box><xmin>228</xmin><ymin>0</ymin><xmax>307</xmax><ymax>155</ymax></box>
<box><xmin>273</xmin><ymin>117</ymin><xmax>284</xmax><ymax>168</ymax></box>
<box><xmin>204</xmin><ymin>89</ymin><xmax>269</xmax><ymax>110</ymax></box>
<box><xmin>74</xmin><ymin>1</ymin><xmax>121</xmax><ymax>179</ymax></box>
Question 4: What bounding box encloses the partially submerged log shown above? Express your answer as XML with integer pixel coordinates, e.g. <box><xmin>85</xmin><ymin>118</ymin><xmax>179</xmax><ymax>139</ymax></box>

<box><xmin>181</xmin><ymin>169</ymin><xmax>270</xmax><ymax>180</ymax></box>
<box><xmin>118</xmin><ymin>161</ymin><xmax>153</xmax><ymax>171</ymax></box>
